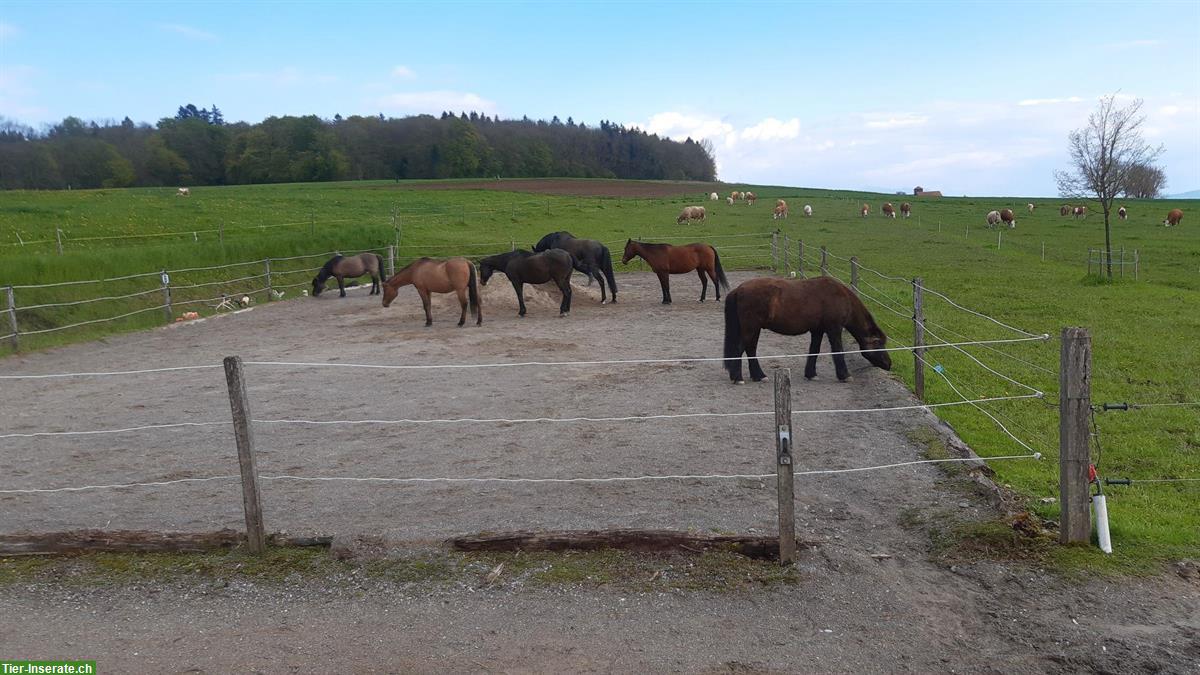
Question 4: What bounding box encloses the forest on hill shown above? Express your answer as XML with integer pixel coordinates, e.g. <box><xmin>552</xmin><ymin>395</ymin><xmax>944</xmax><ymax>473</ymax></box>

<box><xmin>0</xmin><ymin>105</ymin><xmax>718</xmax><ymax>190</ymax></box>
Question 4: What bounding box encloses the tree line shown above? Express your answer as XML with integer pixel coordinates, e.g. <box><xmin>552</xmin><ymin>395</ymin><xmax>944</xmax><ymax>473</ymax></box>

<box><xmin>0</xmin><ymin>106</ymin><xmax>717</xmax><ymax>190</ymax></box>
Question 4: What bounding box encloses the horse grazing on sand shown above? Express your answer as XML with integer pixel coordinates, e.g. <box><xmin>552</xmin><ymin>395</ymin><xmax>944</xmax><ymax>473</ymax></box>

<box><xmin>622</xmin><ymin>239</ymin><xmax>730</xmax><ymax>304</ymax></box>
<box><xmin>533</xmin><ymin>231</ymin><xmax>618</xmax><ymax>304</ymax></box>
<box><xmin>313</xmin><ymin>253</ymin><xmax>385</xmax><ymax>297</ymax></box>
<box><xmin>723</xmin><ymin>276</ymin><xmax>892</xmax><ymax>384</ymax></box>
<box><xmin>479</xmin><ymin>249</ymin><xmax>573</xmax><ymax>317</ymax></box>
<box><xmin>382</xmin><ymin>257</ymin><xmax>481</xmax><ymax>327</ymax></box>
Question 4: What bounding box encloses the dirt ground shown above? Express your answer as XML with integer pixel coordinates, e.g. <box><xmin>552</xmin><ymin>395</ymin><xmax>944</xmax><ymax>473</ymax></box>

<box><xmin>379</xmin><ymin>177</ymin><xmax>720</xmax><ymax>197</ymax></box>
<box><xmin>1</xmin><ymin>271</ymin><xmax>1197</xmax><ymax>672</ymax></box>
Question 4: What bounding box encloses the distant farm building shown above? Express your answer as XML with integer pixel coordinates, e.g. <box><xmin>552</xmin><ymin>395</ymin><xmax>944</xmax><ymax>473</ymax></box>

<box><xmin>913</xmin><ymin>186</ymin><xmax>943</xmax><ymax>198</ymax></box>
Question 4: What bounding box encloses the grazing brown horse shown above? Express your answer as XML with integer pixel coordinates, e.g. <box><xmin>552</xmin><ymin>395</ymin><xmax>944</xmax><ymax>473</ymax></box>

<box><xmin>381</xmin><ymin>257</ymin><xmax>481</xmax><ymax>327</ymax></box>
<box><xmin>723</xmin><ymin>277</ymin><xmax>891</xmax><ymax>384</ymax></box>
<box><xmin>313</xmin><ymin>253</ymin><xmax>384</xmax><ymax>297</ymax></box>
<box><xmin>622</xmin><ymin>239</ymin><xmax>729</xmax><ymax>303</ymax></box>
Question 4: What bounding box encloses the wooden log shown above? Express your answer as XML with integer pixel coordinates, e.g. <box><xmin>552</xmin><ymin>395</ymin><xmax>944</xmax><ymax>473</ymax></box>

<box><xmin>224</xmin><ymin>356</ymin><xmax>266</xmax><ymax>554</ymax></box>
<box><xmin>447</xmin><ymin>529</ymin><xmax>815</xmax><ymax>561</ymax></box>
<box><xmin>4</xmin><ymin>285</ymin><xmax>17</xmax><ymax>351</ymax></box>
<box><xmin>774</xmin><ymin>370</ymin><xmax>796</xmax><ymax>565</ymax></box>
<box><xmin>0</xmin><ymin>530</ymin><xmax>332</xmax><ymax>556</ymax></box>
<box><xmin>1059</xmin><ymin>327</ymin><xmax>1092</xmax><ymax>545</ymax></box>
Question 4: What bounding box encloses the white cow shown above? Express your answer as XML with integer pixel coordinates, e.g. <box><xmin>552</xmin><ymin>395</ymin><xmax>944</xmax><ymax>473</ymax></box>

<box><xmin>803</xmin><ymin>204</ymin><xmax>813</xmax><ymax>217</ymax></box>
<box><xmin>709</xmin><ymin>192</ymin><xmax>719</xmax><ymax>201</ymax></box>
<box><xmin>727</xmin><ymin>196</ymin><xmax>735</xmax><ymax>205</ymax></box>
<box><xmin>177</xmin><ymin>187</ymin><xmax>190</xmax><ymax>197</ymax></box>
<box><xmin>986</xmin><ymin>210</ymin><xmax>1002</xmax><ymax>227</ymax></box>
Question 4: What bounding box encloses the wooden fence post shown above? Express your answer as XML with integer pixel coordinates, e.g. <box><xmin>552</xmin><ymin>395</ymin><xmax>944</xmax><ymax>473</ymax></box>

<box><xmin>55</xmin><ymin>229</ymin><xmax>64</xmax><ymax>256</ymax></box>
<box><xmin>160</xmin><ymin>270</ymin><xmax>172</xmax><ymax>324</ymax></box>
<box><xmin>913</xmin><ymin>278</ymin><xmax>925</xmax><ymax>402</ymax></box>
<box><xmin>797</xmin><ymin>240</ymin><xmax>805</xmax><ymax>277</ymax></box>
<box><xmin>387</xmin><ymin>245</ymin><xmax>395</xmax><ymax>278</ymax></box>
<box><xmin>820</xmin><ymin>246</ymin><xmax>828</xmax><ymax>276</ymax></box>
<box><xmin>783</xmin><ymin>234</ymin><xmax>792</xmax><ymax>275</ymax></box>
<box><xmin>1133</xmin><ymin>249</ymin><xmax>1139</xmax><ymax>280</ymax></box>
<box><xmin>219</xmin><ymin>219</ymin><xmax>225</xmax><ymax>245</ymax></box>
<box><xmin>264</xmin><ymin>258</ymin><xmax>273</xmax><ymax>299</ymax></box>
<box><xmin>850</xmin><ymin>256</ymin><xmax>859</xmax><ymax>293</ymax></box>
<box><xmin>223</xmin><ymin>356</ymin><xmax>266</xmax><ymax>554</ymax></box>
<box><xmin>774</xmin><ymin>369</ymin><xmax>796</xmax><ymax>565</ymax></box>
<box><xmin>310</xmin><ymin>210</ymin><xmax>315</xmax><ymax>236</ymax></box>
<box><xmin>1059</xmin><ymin>327</ymin><xmax>1092</xmax><ymax>545</ymax></box>
<box><xmin>4</xmin><ymin>286</ymin><xmax>18</xmax><ymax>351</ymax></box>
<box><xmin>771</xmin><ymin>231</ymin><xmax>779</xmax><ymax>272</ymax></box>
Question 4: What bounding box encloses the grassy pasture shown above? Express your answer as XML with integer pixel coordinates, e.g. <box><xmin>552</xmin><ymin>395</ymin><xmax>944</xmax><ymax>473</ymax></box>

<box><xmin>0</xmin><ymin>179</ymin><xmax>1196</xmax><ymax>571</ymax></box>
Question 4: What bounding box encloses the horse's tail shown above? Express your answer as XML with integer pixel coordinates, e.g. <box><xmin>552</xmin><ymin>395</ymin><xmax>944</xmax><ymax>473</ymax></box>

<box><xmin>712</xmin><ymin>247</ymin><xmax>730</xmax><ymax>291</ymax></box>
<box><xmin>467</xmin><ymin>264</ymin><xmax>481</xmax><ymax>321</ymax></box>
<box><xmin>601</xmin><ymin>246</ymin><xmax>618</xmax><ymax>296</ymax></box>
<box><xmin>723</xmin><ymin>290</ymin><xmax>742</xmax><ymax>377</ymax></box>
<box><xmin>375</xmin><ymin>253</ymin><xmax>385</xmax><ymax>275</ymax></box>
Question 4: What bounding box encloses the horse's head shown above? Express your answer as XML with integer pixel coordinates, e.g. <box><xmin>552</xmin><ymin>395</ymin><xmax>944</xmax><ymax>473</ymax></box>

<box><xmin>621</xmin><ymin>239</ymin><xmax>636</xmax><ymax>264</ymax></box>
<box><xmin>311</xmin><ymin>275</ymin><xmax>324</xmax><ymax>297</ymax></box>
<box><xmin>381</xmin><ymin>282</ymin><xmax>397</xmax><ymax>307</ymax></box>
<box><xmin>479</xmin><ymin>260</ymin><xmax>495</xmax><ymax>285</ymax></box>
<box><xmin>857</xmin><ymin>331</ymin><xmax>892</xmax><ymax>371</ymax></box>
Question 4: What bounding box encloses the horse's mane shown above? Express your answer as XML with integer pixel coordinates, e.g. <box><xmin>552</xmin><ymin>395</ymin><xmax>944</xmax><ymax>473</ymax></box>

<box><xmin>847</xmin><ymin>288</ymin><xmax>885</xmax><ymax>340</ymax></box>
<box><xmin>319</xmin><ymin>255</ymin><xmax>344</xmax><ymax>275</ymax></box>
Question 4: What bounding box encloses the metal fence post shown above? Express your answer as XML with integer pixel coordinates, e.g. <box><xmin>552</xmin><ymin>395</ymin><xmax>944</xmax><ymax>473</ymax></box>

<box><xmin>4</xmin><ymin>286</ymin><xmax>18</xmax><ymax>351</ymax></box>
<box><xmin>1059</xmin><ymin>327</ymin><xmax>1092</xmax><ymax>545</ymax></box>
<box><xmin>160</xmin><ymin>270</ymin><xmax>172</xmax><ymax>324</ymax></box>
<box><xmin>774</xmin><ymin>369</ymin><xmax>796</xmax><ymax>565</ymax></box>
<box><xmin>224</xmin><ymin>356</ymin><xmax>266</xmax><ymax>554</ymax></box>
<box><xmin>913</xmin><ymin>278</ymin><xmax>925</xmax><ymax>402</ymax></box>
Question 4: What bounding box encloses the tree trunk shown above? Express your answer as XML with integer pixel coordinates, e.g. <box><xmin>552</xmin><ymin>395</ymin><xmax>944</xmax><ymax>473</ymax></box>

<box><xmin>1103</xmin><ymin>208</ymin><xmax>1113</xmax><ymax>280</ymax></box>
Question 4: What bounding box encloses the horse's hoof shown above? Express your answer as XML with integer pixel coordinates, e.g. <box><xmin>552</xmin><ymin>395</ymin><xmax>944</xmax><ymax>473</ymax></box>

<box><xmin>805</xmin><ymin>374</ymin><xmax>817</xmax><ymax>380</ymax></box>
<box><xmin>838</xmin><ymin>376</ymin><xmax>852</xmax><ymax>382</ymax></box>
<box><xmin>733</xmin><ymin>380</ymin><xmax>745</xmax><ymax>385</ymax></box>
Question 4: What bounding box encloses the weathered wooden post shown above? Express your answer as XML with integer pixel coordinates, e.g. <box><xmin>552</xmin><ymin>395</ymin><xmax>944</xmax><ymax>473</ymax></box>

<box><xmin>783</xmin><ymin>234</ymin><xmax>792</xmax><ymax>275</ymax></box>
<box><xmin>1042</xmin><ymin>241</ymin><xmax>1046</xmax><ymax>262</ymax></box>
<box><xmin>224</xmin><ymin>356</ymin><xmax>266</xmax><ymax>554</ymax></box>
<box><xmin>219</xmin><ymin>219</ymin><xmax>225</xmax><ymax>245</ymax></box>
<box><xmin>264</xmin><ymin>259</ymin><xmax>273</xmax><ymax>299</ymax></box>
<box><xmin>387</xmin><ymin>245</ymin><xmax>396</xmax><ymax>278</ymax></box>
<box><xmin>310</xmin><ymin>210</ymin><xmax>315</xmax><ymax>236</ymax></box>
<box><xmin>160</xmin><ymin>271</ymin><xmax>172</xmax><ymax>324</ymax></box>
<box><xmin>998</xmin><ymin>230</ymin><xmax>1002</xmax><ymax>250</ymax></box>
<box><xmin>4</xmin><ymin>286</ymin><xmax>17</xmax><ymax>351</ymax></box>
<box><xmin>913</xmin><ymin>278</ymin><xmax>926</xmax><ymax>402</ymax></box>
<box><xmin>774</xmin><ymin>369</ymin><xmax>796</xmax><ymax>565</ymax></box>
<box><xmin>55</xmin><ymin>229</ymin><xmax>64</xmax><ymax>256</ymax></box>
<box><xmin>797</xmin><ymin>240</ymin><xmax>805</xmax><ymax>277</ymax></box>
<box><xmin>545</xmin><ymin>199</ymin><xmax>550</xmax><ymax>215</ymax></box>
<box><xmin>1059</xmin><ymin>327</ymin><xmax>1092</xmax><ymax>545</ymax></box>
<box><xmin>820</xmin><ymin>246</ymin><xmax>828</xmax><ymax>276</ymax></box>
<box><xmin>771</xmin><ymin>231</ymin><xmax>779</xmax><ymax>272</ymax></box>
<box><xmin>1133</xmin><ymin>249</ymin><xmax>1139</xmax><ymax>280</ymax></box>
<box><xmin>850</xmin><ymin>256</ymin><xmax>860</xmax><ymax>293</ymax></box>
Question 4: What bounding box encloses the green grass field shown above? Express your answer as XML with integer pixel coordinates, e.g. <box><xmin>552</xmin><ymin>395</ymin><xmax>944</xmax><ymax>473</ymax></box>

<box><xmin>1</xmin><ymin>179</ymin><xmax>1196</xmax><ymax>572</ymax></box>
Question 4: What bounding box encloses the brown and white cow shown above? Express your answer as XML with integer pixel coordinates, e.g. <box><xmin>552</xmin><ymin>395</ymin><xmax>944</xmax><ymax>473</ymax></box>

<box><xmin>730</xmin><ymin>191</ymin><xmax>739</xmax><ymax>201</ymax></box>
<box><xmin>1118</xmin><ymin>206</ymin><xmax>1127</xmax><ymax>220</ymax></box>
<box><xmin>776</xmin><ymin>199</ymin><xmax>787</xmax><ymax>208</ymax></box>
<box><xmin>176</xmin><ymin>187</ymin><xmax>190</xmax><ymax>197</ymax></box>
<box><xmin>677</xmin><ymin>205</ymin><xmax>706</xmax><ymax>223</ymax></box>
<box><xmin>860</xmin><ymin>203</ymin><xmax>870</xmax><ymax>218</ymax></box>
<box><xmin>745</xmin><ymin>192</ymin><xmax>757</xmax><ymax>205</ymax></box>
<box><xmin>986</xmin><ymin>210</ymin><xmax>1002</xmax><ymax>227</ymax></box>
<box><xmin>1074</xmin><ymin>206</ymin><xmax>1087</xmax><ymax>219</ymax></box>
<box><xmin>1027</xmin><ymin>203</ymin><xmax>1035</xmax><ymax>214</ymax></box>
<box><xmin>1000</xmin><ymin>208</ymin><xmax>1016</xmax><ymax>228</ymax></box>
<box><xmin>773</xmin><ymin>203</ymin><xmax>788</xmax><ymax>219</ymax></box>
<box><xmin>882</xmin><ymin>202</ymin><xmax>896</xmax><ymax>218</ymax></box>
<box><xmin>1060</xmin><ymin>205</ymin><xmax>1071</xmax><ymax>217</ymax></box>
<box><xmin>1164</xmin><ymin>208</ymin><xmax>1183</xmax><ymax>227</ymax></box>
<box><xmin>900</xmin><ymin>202</ymin><xmax>911</xmax><ymax>218</ymax></box>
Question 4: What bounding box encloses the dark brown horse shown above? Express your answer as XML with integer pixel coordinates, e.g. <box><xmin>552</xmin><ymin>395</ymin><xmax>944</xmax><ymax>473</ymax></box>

<box><xmin>621</xmin><ymin>239</ymin><xmax>729</xmax><ymax>304</ymax></box>
<box><xmin>478</xmin><ymin>249</ymin><xmax>574</xmax><ymax>317</ymax></box>
<box><xmin>313</xmin><ymin>252</ymin><xmax>384</xmax><ymax>297</ymax></box>
<box><xmin>382</xmin><ymin>257</ymin><xmax>481</xmax><ymax>327</ymax></box>
<box><xmin>723</xmin><ymin>276</ymin><xmax>891</xmax><ymax>384</ymax></box>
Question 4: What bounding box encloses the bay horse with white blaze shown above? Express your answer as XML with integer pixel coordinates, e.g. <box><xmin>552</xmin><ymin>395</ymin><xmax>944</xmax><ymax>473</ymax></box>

<box><xmin>723</xmin><ymin>277</ymin><xmax>892</xmax><ymax>384</ymax></box>
<box><xmin>381</xmin><ymin>257</ymin><xmax>481</xmax><ymax>326</ymax></box>
<box><xmin>621</xmin><ymin>239</ymin><xmax>729</xmax><ymax>303</ymax></box>
<box><xmin>478</xmin><ymin>249</ymin><xmax>574</xmax><ymax>317</ymax></box>
<box><xmin>312</xmin><ymin>253</ymin><xmax>384</xmax><ymax>297</ymax></box>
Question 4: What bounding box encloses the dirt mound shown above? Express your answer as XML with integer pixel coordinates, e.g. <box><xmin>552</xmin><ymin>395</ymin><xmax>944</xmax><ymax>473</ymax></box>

<box><xmin>377</xmin><ymin>178</ymin><xmax>720</xmax><ymax>198</ymax></box>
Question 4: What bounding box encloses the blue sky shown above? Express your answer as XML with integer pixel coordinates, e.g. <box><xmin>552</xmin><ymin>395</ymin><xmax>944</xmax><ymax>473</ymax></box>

<box><xmin>2</xmin><ymin>1</ymin><xmax>1198</xmax><ymax>196</ymax></box>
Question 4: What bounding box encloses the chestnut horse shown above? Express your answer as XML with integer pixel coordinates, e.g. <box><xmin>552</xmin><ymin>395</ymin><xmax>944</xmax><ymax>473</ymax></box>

<box><xmin>622</xmin><ymin>239</ymin><xmax>729</xmax><ymax>303</ymax></box>
<box><xmin>382</xmin><ymin>257</ymin><xmax>481</xmax><ymax>326</ymax></box>
<box><xmin>723</xmin><ymin>277</ymin><xmax>892</xmax><ymax>383</ymax></box>
<box><xmin>312</xmin><ymin>252</ymin><xmax>384</xmax><ymax>297</ymax></box>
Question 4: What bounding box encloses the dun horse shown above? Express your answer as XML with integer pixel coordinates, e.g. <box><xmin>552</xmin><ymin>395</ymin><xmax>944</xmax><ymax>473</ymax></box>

<box><xmin>381</xmin><ymin>257</ymin><xmax>481</xmax><ymax>327</ymax></box>
<box><xmin>312</xmin><ymin>253</ymin><xmax>384</xmax><ymax>297</ymax></box>
<box><xmin>533</xmin><ymin>231</ymin><xmax>618</xmax><ymax>304</ymax></box>
<box><xmin>478</xmin><ymin>249</ymin><xmax>574</xmax><ymax>317</ymax></box>
<box><xmin>723</xmin><ymin>277</ymin><xmax>891</xmax><ymax>384</ymax></box>
<box><xmin>621</xmin><ymin>240</ymin><xmax>729</xmax><ymax>303</ymax></box>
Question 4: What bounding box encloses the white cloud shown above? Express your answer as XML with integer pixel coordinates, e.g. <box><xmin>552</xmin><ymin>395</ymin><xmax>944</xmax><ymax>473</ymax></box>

<box><xmin>376</xmin><ymin>90</ymin><xmax>497</xmax><ymax>114</ymax></box>
<box><xmin>740</xmin><ymin>117</ymin><xmax>800</xmax><ymax>141</ymax></box>
<box><xmin>159</xmin><ymin>23</ymin><xmax>218</xmax><ymax>41</ymax></box>
<box><xmin>863</xmin><ymin>113</ymin><xmax>928</xmax><ymax>129</ymax></box>
<box><xmin>1017</xmin><ymin>96</ymin><xmax>1084</xmax><ymax>106</ymax></box>
<box><xmin>641</xmin><ymin>111</ymin><xmax>734</xmax><ymax>142</ymax></box>
<box><xmin>391</xmin><ymin>65</ymin><xmax>416</xmax><ymax>79</ymax></box>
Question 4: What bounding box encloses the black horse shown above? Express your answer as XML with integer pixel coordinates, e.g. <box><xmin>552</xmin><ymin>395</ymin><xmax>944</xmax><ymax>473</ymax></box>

<box><xmin>533</xmin><ymin>231</ymin><xmax>618</xmax><ymax>304</ymax></box>
<box><xmin>478</xmin><ymin>249</ymin><xmax>574</xmax><ymax>317</ymax></box>
<box><xmin>312</xmin><ymin>253</ymin><xmax>384</xmax><ymax>297</ymax></box>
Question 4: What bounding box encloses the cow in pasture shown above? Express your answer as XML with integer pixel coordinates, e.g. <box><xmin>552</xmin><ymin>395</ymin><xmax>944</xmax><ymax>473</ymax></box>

<box><xmin>900</xmin><ymin>202</ymin><xmax>911</xmax><ymax>218</ymax></box>
<box><xmin>882</xmin><ymin>202</ymin><xmax>896</xmax><ymax>218</ymax></box>
<box><xmin>1074</xmin><ymin>206</ymin><xmax>1087</xmax><ymax>219</ymax></box>
<box><xmin>1118</xmin><ymin>206</ymin><xmax>1127</xmax><ymax>220</ymax></box>
<box><xmin>803</xmin><ymin>204</ymin><xmax>813</xmax><ymax>217</ymax></box>
<box><xmin>773</xmin><ymin>204</ymin><xmax>788</xmax><ymax>219</ymax></box>
<box><xmin>745</xmin><ymin>192</ymin><xmax>757</xmax><ymax>205</ymax></box>
<box><xmin>986</xmin><ymin>210</ymin><xmax>1002</xmax><ymax>227</ymax></box>
<box><xmin>738</xmin><ymin>191</ymin><xmax>746</xmax><ymax>201</ymax></box>
<box><xmin>1027</xmin><ymin>203</ymin><xmax>1035</xmax><ymax>214</ymax></box>
<box><xmin>727</xmin><ymin>196</ymin><xmax>735</xmax><ymax>205</ymax></box>
<box><xmin>1000</xmin><ymin>208</ymin><xmax>1016</xmax><ymax>228</ymax></box>
<box><xmin>1164</xmin><ymin>208</ymin><xmax>1183</xmax><ymax>227</ymax></box>
<box><xmin>1060</xmin><ymin>205</ymin><xmax>1071</xmax><ymax>217</ymax></box>
<box><xmin>177</xmin><ymin>187</ymin><xmax>190</xmax><ymax>197</ymax></box>
<box><xmin>860</xmin><ymin>203</ymin><xmax>870</xmax><ymax>218</ymax></box>
<box><xmin>678</xmin><ymin>206</ymin><xmax>707</xmax><ymax>223</ymax></box>
<box><xmin>709</xmin><ymin>192</ymin><xmax>719</xmax><ymax>201</ymax></box>
<box><xmin>776</xmin><ymin>199</ymin><xmax>787</xmax><ymax>208</ymax></box>
<box><xmin>730</xmin><ymin>191</ymin><xmax>739</xmax><ymax>201</ymax></box>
